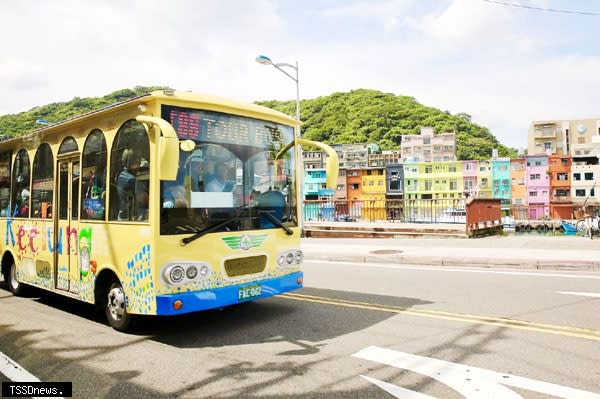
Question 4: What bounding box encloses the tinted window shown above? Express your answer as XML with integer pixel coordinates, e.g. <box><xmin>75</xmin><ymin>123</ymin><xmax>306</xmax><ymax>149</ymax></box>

<box><xmin>12</xmin><ymin>149</ymin><xmax>30</xmax><ymax>218</ymax></box>
<box><xmin>0</xmin><ymin>152</ymin><xmax>11</xmax><ymax>216</ymax></box>
<box><xmin>81</xmin><ymin>130</ymin><xmax>107</xmax><ymax>220</ymax></box>
<box><xmin>59</xmin><ymin>137</ymin><xmax>78</xmax><ymax>154</ymax></box>
<box><xmin>109</xmin><ymin>120</ymin><xmax>150</xmax><ymax>221</ymax></box>
<box><xmin>31</xmin><ymin>143</ymin><xmax>54</xmax><ymax>218</ymax></box>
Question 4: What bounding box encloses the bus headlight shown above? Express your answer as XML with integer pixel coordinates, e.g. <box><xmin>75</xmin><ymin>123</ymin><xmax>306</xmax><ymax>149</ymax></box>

<box><xmin>186</xmin><ymin>265</ymin><xmax>198</xmax><ymax>279</ymax></box>
<box><xmin>168</xmin><ymin>265</ymin><xmax>185</xmax><ymax>284</ymax></box>
<box><xmin>277</xmin><ymin>249</ymin><xmax>302</xmax><ymax>268</ymax></box>
<box><xmin>199</xmin><ymin>265</ymin><xmax>209</xmax><ymax>277</ymax></box>
<box><xmin>162</xmin><ymin>262</ymin><xmax>212</xmax><ymax>285</ymax></box>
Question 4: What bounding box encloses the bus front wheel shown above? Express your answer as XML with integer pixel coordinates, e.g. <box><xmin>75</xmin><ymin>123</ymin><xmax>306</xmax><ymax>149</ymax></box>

<box><xmin>105</xmin><ymin>281</ymin><xmax>133</xmax><ymax>332</ymax></box>
<box><xmin>8</xmin><ymin>261</ymin><xmax>24</xmax><ymax>296</ymax></box>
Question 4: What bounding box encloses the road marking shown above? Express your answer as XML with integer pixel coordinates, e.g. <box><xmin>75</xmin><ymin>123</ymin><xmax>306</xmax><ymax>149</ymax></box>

<box><xmin>281</xmin><ymin>293</ymin><xmax>600</xmax><ymax>342</ymax></box>
<box><xmin>1</xmin><ymin>351</ymin><xmax>64</xmax><ymax>399</ymax></box>
<box><xmin>305</xmin><ymin>260</ymin><xmax>600</xmax><ymax>280</ymax></box>
<box><xmin>360</xmin><ymin>375</ymin><xmax>436</xmax><ymax>399</ymax></box>
<box><xmin>354</xmin><ymin>346</ymin><xmax>600</xmax><ymax>399</ymax></box>
<box><xmin>557</xmin><ymin>291</ymin><xmax>600</xmax><ymax>298</ymax></box>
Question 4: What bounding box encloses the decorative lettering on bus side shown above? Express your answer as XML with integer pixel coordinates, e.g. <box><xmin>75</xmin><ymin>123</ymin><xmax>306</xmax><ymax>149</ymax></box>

<box><xmin>4</xmin><ymin>218</ymin><xmax>93</xmax><ymax>257</ymax></box>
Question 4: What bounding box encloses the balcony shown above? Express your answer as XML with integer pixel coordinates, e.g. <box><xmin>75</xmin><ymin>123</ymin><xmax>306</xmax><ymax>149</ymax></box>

<box><xmin>550</xmin><ymin>195</ymin><xmax>571</xmax><ymax>203</ymax></box>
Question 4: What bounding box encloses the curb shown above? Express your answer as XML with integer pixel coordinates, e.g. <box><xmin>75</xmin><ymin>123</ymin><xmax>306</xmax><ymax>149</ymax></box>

<box><xmin>304</xmin><ymin>253</ymin><xmax>600</xmax><ymax>272</ymax></box>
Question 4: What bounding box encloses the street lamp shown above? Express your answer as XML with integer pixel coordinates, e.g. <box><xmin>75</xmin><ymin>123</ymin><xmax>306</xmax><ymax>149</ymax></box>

<box><xmin>256</xmin><ymin>54</ymin><xmax>305</xmax><ymax>233</ymax></box>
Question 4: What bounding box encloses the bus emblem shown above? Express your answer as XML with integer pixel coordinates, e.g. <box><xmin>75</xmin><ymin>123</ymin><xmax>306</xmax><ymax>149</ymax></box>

<box><xmin>222</xmin><ymin>234</ymin><xmax>267</xmax><ymax>250</ymax></box>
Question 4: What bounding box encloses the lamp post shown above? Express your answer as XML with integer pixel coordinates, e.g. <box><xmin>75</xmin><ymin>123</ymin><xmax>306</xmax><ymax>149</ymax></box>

<box><xmin>256</xmin><ymin>55</ymin><xmax>305</xmax><ymax>233</ymax></box>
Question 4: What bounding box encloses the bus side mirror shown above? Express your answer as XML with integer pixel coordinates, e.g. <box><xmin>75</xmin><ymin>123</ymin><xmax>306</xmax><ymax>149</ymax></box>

<box><xmin>295</xmin><ymin>138</ymin><xmax>339</xmax><ymax>189</ymax></box>
<box><xmin>159</xmin><ymin>136</ymin><xmax>179</xmax><ymax>181</ymax></box>
<box><xmin>136</xmin><ymin>115</ymin><xmax>180</xmax><ymax>181</ymax></box>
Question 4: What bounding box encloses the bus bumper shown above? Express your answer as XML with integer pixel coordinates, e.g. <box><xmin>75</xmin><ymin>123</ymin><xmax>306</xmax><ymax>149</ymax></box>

<box><xmin>155</xmin><ymin>271</ymin><xmax>303</xmax><ymax>316</ymax></box>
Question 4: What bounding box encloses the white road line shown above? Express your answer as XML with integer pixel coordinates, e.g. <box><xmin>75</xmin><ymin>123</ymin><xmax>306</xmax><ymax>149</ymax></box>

<box><xmin>360</xmin><ymin>375</ymin><xmax>436</xmax><ymax>399</ymax></box>
<box><xmin>354</xmin><ymin>346</ymin><xmax>600</xmax><ymax>399</ymax></box>
<box><xmin>1</xmin><ymin>351</ymin><xmax>64</xmax><ymax>399</ymax></box>
<box><xmin>557</xmin><ymin>291</ymin><xmax>600</xmax><ymax>298</ymax></box>
<box><xmin>305</xmin><ymin>260</ymin><xmax>600</xmax><ymax>279</ymax></box>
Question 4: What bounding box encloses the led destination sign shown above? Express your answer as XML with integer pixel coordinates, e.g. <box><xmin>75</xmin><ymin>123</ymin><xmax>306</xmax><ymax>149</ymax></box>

<box><xmin>163</xmin><ymin>106</ymin><xmax>292</xmax><ymax>147</ymax></box>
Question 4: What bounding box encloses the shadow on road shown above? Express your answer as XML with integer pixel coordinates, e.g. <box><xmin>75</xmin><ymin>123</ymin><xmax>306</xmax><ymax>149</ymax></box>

<box><xmin>141</xmin><ymin>287</ymin><xmax>432</xmax><ymax>350</ymax></box>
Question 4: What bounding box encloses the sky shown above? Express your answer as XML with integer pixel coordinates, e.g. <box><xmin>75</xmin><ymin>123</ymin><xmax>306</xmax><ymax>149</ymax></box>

<box><xmin>1</xmin><ymin>0</ymin><xmax>600</xmax><ymax>149</ymax></box>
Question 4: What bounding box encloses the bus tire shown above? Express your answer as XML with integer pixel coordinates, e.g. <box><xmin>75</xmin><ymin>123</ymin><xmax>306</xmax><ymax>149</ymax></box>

<box><xmin>7</xmin><ymin>261</ymin><xmax>25</xmax><ymax>296</ymax></box>
<box><xmin>105</xmin><ymin>280</ymin><xmax>133</xmax><ymax>332</ymax></box>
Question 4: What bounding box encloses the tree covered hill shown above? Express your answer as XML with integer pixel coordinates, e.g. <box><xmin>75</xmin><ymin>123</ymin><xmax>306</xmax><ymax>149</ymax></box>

<box><xmin>257</xmin><ymin>89</ymin><xmax>517</xmax><ymax>160</ymax></box>
<box><xmin>0</xmin><ymin>87</ymin><xmax>516</xmax><ymax>160</ymax></box>
<box><xmin>0</xmin><ymin>86</ymin><xmax>167</xmax><ymax>138</ymax></box>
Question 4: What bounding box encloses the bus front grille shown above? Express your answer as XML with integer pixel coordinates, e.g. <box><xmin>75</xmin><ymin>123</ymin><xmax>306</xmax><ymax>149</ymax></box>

<box><xmin>224</xmin><ymin>255</ymin><xmax>267</xmax><ymax>277</ymax></box>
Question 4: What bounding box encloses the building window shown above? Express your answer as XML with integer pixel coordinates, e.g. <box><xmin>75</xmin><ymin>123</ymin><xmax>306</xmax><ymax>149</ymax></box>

<box><xmin>425</xmin><ymin>165</ymin><xmax>432</xmax><ymax>173</ymax></box>
<box><xmin>574</xmin><ymin>173</ymin><xmax>581</xmax><ymax>181</ymax></box>
<box><xmin>529</xmin><ymin>174</ymin><xmax>540</xmax><ymax>180</ymax></box>
<box><xmin>585</xmin><ymin>172</ymin><xmax>593</xmax><ymax>180</ymax></box>
<box><xmin>58</xmin><ymin>136</ymin><xmax>78</xmax><ymax>154</ymax></box>
<box><xmin>449</xmin><ymin>179</ymin><xmax>458</xmax><ymax>190</ymax></box>
<box><xmin>557</xmin><ymin>173</ymin><xmax>568</xmax><ymax>181</ymax></box>
<box><xmin>544</xmin><ymin>142</ymin><xmax>552</xmax><ymax>151</ymax></box>
<box><xmin>529</xmin><ymin>191</ymin><xmax>537</xmax><ymax>197</ymax></box>
<box><xmin>424</xmin><ymin>180</ymin><xmax>432</xmax><ymax>191</ymax></box>
<box><xmin>576</xmin><ymin>189</ymin><xmax>586</xmax><ymax>197</ymax></box>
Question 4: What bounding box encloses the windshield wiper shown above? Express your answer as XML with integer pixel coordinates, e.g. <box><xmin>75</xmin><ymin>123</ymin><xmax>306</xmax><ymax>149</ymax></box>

<box><xmin>259</xmin><ymin>210</ymin><xmax>293</xmax><ymax>235</ymax></box>
<box><xmin>180</xmin><ymin>216</ymin><xmax>239</xmax><ymax>246</ymax></box>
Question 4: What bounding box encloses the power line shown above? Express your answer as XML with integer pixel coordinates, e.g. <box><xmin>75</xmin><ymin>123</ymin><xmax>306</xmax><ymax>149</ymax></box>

<box><xmin>482</xmin><ymin>0</ymin><xmax>600</xmax><ymax>16</ymax></box>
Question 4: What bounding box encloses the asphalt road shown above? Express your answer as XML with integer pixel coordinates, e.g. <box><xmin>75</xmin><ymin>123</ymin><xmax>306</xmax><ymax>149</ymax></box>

<box><xmin>1</xmin><ymin>261</ymin><xmax>599</xmax><ymax>398</ymax></box>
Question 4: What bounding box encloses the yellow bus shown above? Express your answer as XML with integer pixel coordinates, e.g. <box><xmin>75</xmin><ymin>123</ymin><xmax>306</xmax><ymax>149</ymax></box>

<box><xmin>1</xmin><ymin>90</ymin><xmax>338</xmax><ymax>331</ymax></box>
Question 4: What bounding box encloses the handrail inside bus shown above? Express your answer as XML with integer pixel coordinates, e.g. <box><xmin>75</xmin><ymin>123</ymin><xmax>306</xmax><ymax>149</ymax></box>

<box><xmin>276</xmin><ymin>138</ymin><xmax>339</xmax><ymax>189</ymax></box>
<box><xmin>135</xmin><ymin>115</ymin><xmax>179</xmax><ymax>180</ymax></box>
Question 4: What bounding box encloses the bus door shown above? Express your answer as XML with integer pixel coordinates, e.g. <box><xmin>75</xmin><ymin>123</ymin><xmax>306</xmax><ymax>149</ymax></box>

<box><xmin>55</xmin><ymin>158</ymin><xmax>80</xmax><ymax>293</ymax></box>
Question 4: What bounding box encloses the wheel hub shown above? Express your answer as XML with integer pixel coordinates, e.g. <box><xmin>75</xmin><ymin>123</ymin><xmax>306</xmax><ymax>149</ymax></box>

<box><xmin>107</xmin><ymin>286</ymin><xmax>126</xmax><ymax>320</ymax></box>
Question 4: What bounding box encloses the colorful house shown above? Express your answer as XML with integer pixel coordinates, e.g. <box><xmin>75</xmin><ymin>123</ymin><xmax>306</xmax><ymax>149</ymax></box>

<box><xmin>403</xmin><ymin>162</ymin><xmax>420</xmax><ymax>200</ymax></box>
<box><xmin>548</xmin><ymin>155</ymin><xmax>572</xmax><ymax>219</ymax></box>
<box><xmin>361</xmin><ymin>167</ymin><xmax>386</xmax><ymax>220</ymax></box>
<box><xmin>492</xmin><ymin>158</ymin><xmax>511</xmax><ymax>209</ymax></box>
<box><xmin>510</xmin><ymin>158</ymin><xmax>527</xmax><ymax>219</ymax></box>
<box><xmin>462</xmin><ymin>160</ymin><xmax>478</xmax><ymax>198</ymax></box>
<box><xmin>477</xmin><ymin>161</ymin><xmax>493</xmax><ymax>198</ymax></box>
<box><xmin>525</xmin><ymin>155</ymin><xmax>550</xmax><ymax>219</ymax></box>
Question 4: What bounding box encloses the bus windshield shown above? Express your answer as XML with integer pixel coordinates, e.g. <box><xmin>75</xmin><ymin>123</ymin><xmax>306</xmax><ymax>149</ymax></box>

<box><xmin>160</xmin><ymin>105</ymin><xmax>297</xmax><ymax>235</ymax></box>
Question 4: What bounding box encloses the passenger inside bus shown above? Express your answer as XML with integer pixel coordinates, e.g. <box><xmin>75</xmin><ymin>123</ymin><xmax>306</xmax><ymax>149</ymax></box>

<box><xmin>205</xmin><ymin>162</ymin><xmax>234</xmax><ymax>192</ymax></box>
<box><xmin>116</xmin><ymin>150</ymin><xmax>137</xmax><ymax>220</ymax></box>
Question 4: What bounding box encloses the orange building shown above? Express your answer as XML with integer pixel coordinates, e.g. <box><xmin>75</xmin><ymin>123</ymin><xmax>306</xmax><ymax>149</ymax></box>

<box><xmin>548</xmin><ymin>155</ymin><xmax>572</xmax><ymax>219</ymax></box>
<box><xmin>510</xmin><ymin>158</ymin><xmax>527</xmax><ymax>219</ymax></box>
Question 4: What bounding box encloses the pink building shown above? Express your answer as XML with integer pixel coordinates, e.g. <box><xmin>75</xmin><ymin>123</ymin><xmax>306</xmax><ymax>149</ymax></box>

<box><xmin>462</xmin><ymin>160</ymin><xmax>478</xmax><ymax>198</ymax></box>
<box><xmin>525</xmin><ymin>155</ymin><xmax>550</xmax><ymax>219</ymax></box>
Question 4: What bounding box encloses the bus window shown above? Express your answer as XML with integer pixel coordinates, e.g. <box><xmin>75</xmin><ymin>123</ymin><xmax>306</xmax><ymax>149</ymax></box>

<box><xmin>58</xmin><ymin>136</ymin><xmax>78</xmax><ymax>154</ymax></box>
<box><xmin>0</xmin><ymin>151</ymin><xmax>11</xmax><ymax>216</ymax></box>
<box><xmin>109</xmin><ymin>120</ymin><xmax>150</xmax><ymax>222</ymax></box>
<box><xmin>11</xmin><ymin>149</ymin><xmax>30</xmax><ymax>218</ymax></box>
<box><xmin>81</xmin><ymin>130</ymin><xmax>107</xmax><ymax>220</ymax></box>
<box><xmin>31</xmin><ymin>143</ymin><xmax>54</xmax><ymax>218</ymax></box>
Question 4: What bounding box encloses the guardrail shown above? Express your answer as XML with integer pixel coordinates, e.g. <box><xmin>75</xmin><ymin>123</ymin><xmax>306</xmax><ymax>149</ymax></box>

<box><xmin>303</xmin><ymin>198</ymin><xmax>467</xmax><ymax>223</ymax></box>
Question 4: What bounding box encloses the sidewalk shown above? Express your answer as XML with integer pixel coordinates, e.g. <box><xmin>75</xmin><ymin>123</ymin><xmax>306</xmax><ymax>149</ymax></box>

<box><xmin>301</xmin><ymin>235</ymin><xmax>600</xmax><ymax>272</ymax></box>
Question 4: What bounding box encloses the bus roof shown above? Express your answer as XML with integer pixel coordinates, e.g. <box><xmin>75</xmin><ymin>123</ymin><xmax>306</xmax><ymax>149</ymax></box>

<box><xmin>8</xmin><ymin>90</ymin><xmax>300</xmax><ymax>145</ymax></box>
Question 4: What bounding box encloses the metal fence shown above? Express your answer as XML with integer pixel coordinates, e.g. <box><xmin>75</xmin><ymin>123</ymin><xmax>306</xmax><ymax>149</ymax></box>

<box><xmin>303</xmin><ymin>199</ymin><xmax>600</xmax><ymax>225</ymax></box>
<box><xmin>303</xmin><ymin>199</ymin><xmax>467</xmax><ymax>223</ymax></box>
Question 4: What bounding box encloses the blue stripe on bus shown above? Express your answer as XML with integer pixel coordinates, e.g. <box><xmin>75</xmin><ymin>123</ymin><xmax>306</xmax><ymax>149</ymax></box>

<box><xmin>155</xmin><ymin>272</ymin><xmax>303</xmax><ymax>316</ymax></box>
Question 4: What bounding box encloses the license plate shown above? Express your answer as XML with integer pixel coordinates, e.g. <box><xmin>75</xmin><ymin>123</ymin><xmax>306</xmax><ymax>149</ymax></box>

<box><xmin>238</xmin><ymin>285</ymin><xmax>262</xmax><ymax>301</ymax></box>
